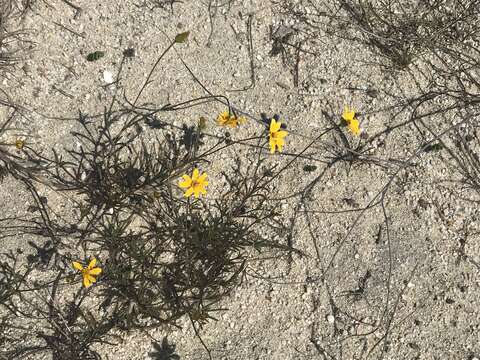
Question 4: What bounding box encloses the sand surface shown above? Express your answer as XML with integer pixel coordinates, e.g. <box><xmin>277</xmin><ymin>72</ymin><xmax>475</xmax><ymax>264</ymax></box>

<box><xmin>1</xmin><ymin>0</ymin><xmax>480</xmax><ymax>359</ymax></box>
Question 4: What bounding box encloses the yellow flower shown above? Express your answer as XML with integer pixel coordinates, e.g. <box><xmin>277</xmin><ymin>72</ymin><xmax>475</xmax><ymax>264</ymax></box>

<box><xmin>72</xmin><ymin>258</ymin><xmax>102</xmax><ymax>288</ymax></box>
<box><xmin>269</xmin><ymin>118</ymin><xmax>288</xmax><ymax>154</ymax></box>
<box><xmin>178</xmin><ymin>168</ymin><xmax>208</xmax><ymax>198</ymax></box>
<box><xmin>15</xmin><ymin>139</ymin><xmax>25</xmax><ymax>150</ymax></box>
<box><xmin>342</xmin><ymin>106</ymin><xmax>361</xmax><ymax>136</ymax></box>
<box><xmin>217</xmin><ymin>110</ymin><xmax>246</xmax><ymax>128</ymax></box>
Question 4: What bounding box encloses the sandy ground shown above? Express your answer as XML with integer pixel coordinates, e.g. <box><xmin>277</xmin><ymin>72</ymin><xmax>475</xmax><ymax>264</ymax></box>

<box><xmin>1</xmin><ymin>0</ymin><xmax>480</xmax><ymax>359</ymax></box>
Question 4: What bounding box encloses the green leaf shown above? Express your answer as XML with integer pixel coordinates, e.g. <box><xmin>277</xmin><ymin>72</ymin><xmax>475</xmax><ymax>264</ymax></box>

<box><xmin>174</xmin><ymin>31</ymin><xmax>190</xmax><ymax>44</ymax></box>
<box><xmin>198</xmin><ymin>116</ymin><xmax>207</xmax><ymax>130</ymax></box>
<box><xmin>423</xmin><ymin>143</ymin><xmax>444</xmax><ymax>153</ymax></box>
<box><xmin>303</xmin><ymin>164</ymin><xmax>317</xmax><ymax>172</ymax></box>
<box><xmin>86</xmin><ymin>51</ymin><xmax>105</xmax><ymax>62</ymax></box>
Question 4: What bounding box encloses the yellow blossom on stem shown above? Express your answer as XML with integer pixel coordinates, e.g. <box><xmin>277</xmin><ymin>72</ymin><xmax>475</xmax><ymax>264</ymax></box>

<box><xmin>217</xmin><ymin>110</ymin><xmax>246</xmax><ymax>128</ymax></box>
<box><xmin>342</xmin><ymin>106</ymin><xmax>361</xmax><ymax>136</ymax></box>
<box><xmin>269</xmin><ymin>118</ymin><xmax>288</xmax><ymax>154</ymax></box>
<box><xmin>178</xmin><ymin>168</ymin><xmax>208</xmax><ymax>198</ymax></box>
<box><xmin>72</xmin><ymin>258</ymin><xmax>102</xmax><ymax>288</ymax></box>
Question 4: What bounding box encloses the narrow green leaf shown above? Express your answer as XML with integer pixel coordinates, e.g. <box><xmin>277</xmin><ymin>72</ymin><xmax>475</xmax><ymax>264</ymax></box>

<box><xmin>198</xmin><ymin>116</ymin><xmax>207</xmax><ymax>130</ymax></box>
<box><xmin>174</xmin><ymin>31</ymin><xmax>190</xmax><ymax>43</ymax></box>
<box><xmin>423</xmin><ymin>143</ymin><xmax>444</xmax><ymax>153</ymax></box>
<box><xmin>86</xmin><ymin>51</ymin><xmax>105</xmax><ymax>62</ymax></box>
<box><xmin>303</xmin><ymin>164</ymin><xmax>317</xmax><ymax>172</ymax></box>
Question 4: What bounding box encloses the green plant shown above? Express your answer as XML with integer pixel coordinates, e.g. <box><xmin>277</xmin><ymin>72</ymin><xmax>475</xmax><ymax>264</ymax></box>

<box><xmin>0</xmin><ymin>34</ymin><xmax>300</xmax><ymax>359</ymax></box>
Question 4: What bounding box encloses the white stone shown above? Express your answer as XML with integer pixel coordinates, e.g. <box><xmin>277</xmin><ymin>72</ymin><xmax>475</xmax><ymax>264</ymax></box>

<box><xmin>103</xmin><ymin>70</ymin><xmax>114</xmax><ymax>83</ymax></box>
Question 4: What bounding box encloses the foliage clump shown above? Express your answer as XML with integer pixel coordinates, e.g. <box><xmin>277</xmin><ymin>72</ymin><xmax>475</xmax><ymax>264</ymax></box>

<box><xmin>0</xmin><ymin>34</ymin><xmax>294</xmax><ymax>358</ymax></box>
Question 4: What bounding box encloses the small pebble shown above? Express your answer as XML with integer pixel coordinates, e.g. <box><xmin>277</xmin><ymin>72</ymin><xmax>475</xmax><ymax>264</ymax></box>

<box><xmin>103</xmin><ymin>70</ymin><xmax>114</xmax><ymax>83</ymax></box>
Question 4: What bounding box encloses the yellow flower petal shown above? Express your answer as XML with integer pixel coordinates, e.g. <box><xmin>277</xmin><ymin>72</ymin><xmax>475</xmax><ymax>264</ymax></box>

<box><xmin>217</xmin><ymin>111</ymin><xmax>230</xmax><ymax>125</ymax></box>
<box><xmin>277</xmin><ymin>138</ymin><xmax>285</xmax><ymax>151</ymax></box>
<box><xmin>178</xmin><ymin>178</ymin><xmax>192</xmax><ymax>188</ymax></box>
<box><xmin>197</xmin><ymin>173</ymin><xmax>208</xmax><ymax>183</ymax></box>
<box><xmin>86</xmin><ymin>274</ymin><xmax>97</xmax><ymax>283</ymax></box>
<box><xmin>72</xmin><ymin>262</ymin><xmax>83</xmax><ymax>271</ymax></box>
<box><xmin>227</xmin><ymin>120</ymin><xmax>238</xmax><ymax>128</ymax></box>
<box><xmin>88</xmin><ymin>267</ymin><xmax>102</xmax><ymax>276</ymax></box>
<box><xmin>342</xmin><ymin>107</ymin><xmax>355</xmax><ymax>122</ymax></box>
<box><xmin>192</xmin><ymin>168</ymin><xmax>199</xmax><ymax>181</ymax></box>
<box><xmin>270</xmin><ymin>119</ymin><xmax>281</xmax><ymax>132</ymax></box>
<box><xmin>184</xmin><ymin>187</ymin><xmax>194</xmax><ymax>197</ymax></box>
<box><xmin>83</xmin><ymin>275</ymin><xmax>91</xmax><ymax>288</ymax></box>
<box><xmin>348</xmin><ymin>118</ymin><xmax>361</xmax><ymax>136</ymax></box>
<box><xmin>269</xmin><ymin>140</ymin><xmax>276</xmax><ymax>154</ymax></box>
<box><xmin>276</xmin><ymin>130</ymin><xmax>288</xmax><ymax>138</ymax></box>
<box><xmin>88</xmin><ymin>258</ymin><xmax>97</xmax><ymax>269</ymax></box>
<box><xmin>193</xmin><ymin>189</ymin><xmax>201</xmax><ymax>198</ymax></box>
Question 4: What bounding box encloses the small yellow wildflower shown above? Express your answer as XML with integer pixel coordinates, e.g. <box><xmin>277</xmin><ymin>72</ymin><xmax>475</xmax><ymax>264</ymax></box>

<box><xmin>178</xmin><ymin>168</ymin><xmax>208</xmax><ymax>198</ymax></box>
<box><xmin>15</xmin><ymin>139</ymin><xmax>25</xmax><ymax>150</ymax></box>
<box><xmin>342</xmin><ymin>107</ymin><xmax>361</xmax><ymax>136</ymax></box>
<box><xmin>269</xmin><ymin>118</ymin><xmax>288</xmax><ymax>154</ymax></box>
<box><xmin>217</xmin><ymin>110</ymin><xmax>246</xmax><ymax>128</ymax></box>
<box><xmin>72</xmin><ymin>258</ymin><xmax>102</xmax><ymax>288</ymax></box>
